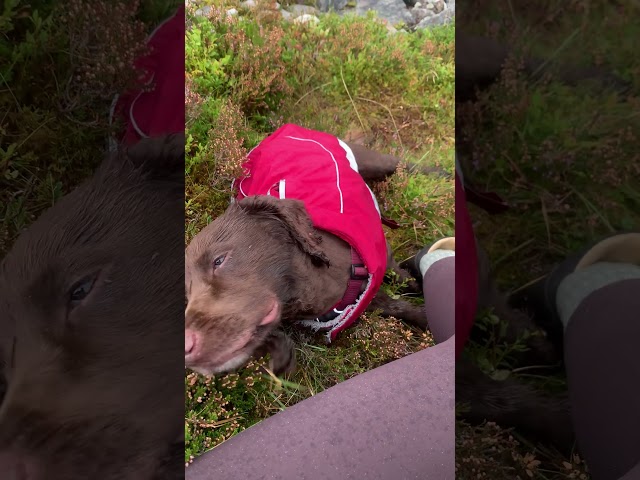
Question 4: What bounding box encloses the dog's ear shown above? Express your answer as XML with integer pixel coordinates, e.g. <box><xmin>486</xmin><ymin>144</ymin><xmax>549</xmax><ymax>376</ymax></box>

<box><xmin>102</xmin><ymin>134</ymin><xmax>184</xmax><ymax>182</ymax></box>
<box><xmin>124</xmin><ymin>133</ymin><xmax>185</xmax><ymax>180</ymax></box>
<box><xmin>238</xmin><ymin>196</ymin><xmax>330</xmax><ymax>267</ymax></box>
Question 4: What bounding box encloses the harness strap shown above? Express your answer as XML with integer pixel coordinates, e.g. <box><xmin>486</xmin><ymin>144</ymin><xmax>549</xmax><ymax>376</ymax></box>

<box><xmin>381</xmin><ymin>216</ymin><xmax>401</xmax><ymax>229</ymax></box>
<box><xmin>314</xmin><ymin>248</ymin><xmax>368</xmax><ymax>323</ymax></box>
<box><xmin>462</xmin><ymin>179</ymin><xmax>509</xmax><ymax>214</ymax></box>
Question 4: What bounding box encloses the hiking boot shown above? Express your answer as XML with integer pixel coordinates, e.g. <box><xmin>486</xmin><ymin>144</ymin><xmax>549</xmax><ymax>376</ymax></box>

<box><xmin>400</xmin><ymin>237</ymin><xmax>455</xmax><ymax>286</ymax></box>
<box><xmin>509</xmin><ymin>231</ymin><xmax>640</xmax><ymax>352</ymax></box>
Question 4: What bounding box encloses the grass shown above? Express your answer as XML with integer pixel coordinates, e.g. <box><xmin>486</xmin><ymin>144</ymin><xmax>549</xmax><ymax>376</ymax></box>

<box><xmin>184</xmin><ymin>1</ymin><xmax>455</xmax><ymax>466</ymax></box>
<box><xmin>455</xmin><ymin>1</ymin><xmax>640</xmax><ymax>478</ymax></box>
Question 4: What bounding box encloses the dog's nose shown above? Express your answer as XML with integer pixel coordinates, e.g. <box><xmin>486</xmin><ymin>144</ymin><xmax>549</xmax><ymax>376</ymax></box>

<box><xmin>0</xmin><ymin>451</ymin><xmax>35</xmax><ymax>480</ymax></box>
<box><xmin>185</xmin><ymin>329</ymin><xmax>197</xmax><ymax>356</ymax></box>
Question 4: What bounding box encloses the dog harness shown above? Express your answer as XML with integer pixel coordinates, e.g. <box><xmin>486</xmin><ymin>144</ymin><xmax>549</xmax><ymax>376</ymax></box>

<box><xmin>233</xmin><ymin>124</ymin><xmax>388</xmax><ymax>342</ymax></box>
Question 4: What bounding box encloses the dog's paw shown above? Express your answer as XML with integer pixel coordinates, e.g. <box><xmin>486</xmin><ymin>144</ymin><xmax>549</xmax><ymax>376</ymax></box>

<box><xmin>405</xmin><ymin>278</ymin><xmax>422</xmax><ymax>294</ymax></box>
<box><xmin>264</xmin><ymin>330</ymin><xmax>297</xmax><ymax>376</ymax></box>
<box><xmin>270</xmin><ymin>347</ymin><xmax>296</xmax><ymax>376</ymax></box>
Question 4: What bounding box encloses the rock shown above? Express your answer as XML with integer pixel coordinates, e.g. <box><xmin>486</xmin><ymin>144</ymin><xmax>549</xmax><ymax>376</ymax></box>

<box><xmin>385</xmin><ymin>23</ymin><xmax>408</xmax><ymax>34</ymax></box>
<box><xmin>411</xmin><ymin>7</ymin><xmax>433</xmax><ymax>22</ymax></box>
<box><xmin>226</xmin><ymin>8</ymin><xmax>238</xmax><ymax>16</ymax></box>
<box><xmin>275</xmin><ymin>2</ymin><xmax>281</xmax><ymax>9</ymax></box>
<box><xmin>281</xmin><ymin>9</ymin><xmax>293</xmax><ymax>20</ymax></box>
<box><xmin>293</xmin><ymin>13</ymin><xmax>320</xmax><ymax>24</ymax></box>
<box><xmin>240</xmin><ymin>0</ymin><xmax>256</xmax><ymax>8</ymax></box>
<box><xmin>356</xmin><ymin>0</ymin><xmax>413</xmax><ymax>26</ymax></box>
<box><xmin>415</xmin><ymin>5</ymin><xmax>454</xmax><ymax>28</ymax></box>
<box><xmin>289</xmin><ymin>4</ymin><xmax>320</xmax><ymax>16</ymax></box>
<box><xmin>414</xmin><ymin>1</ymin><xmax>422</xmax><ymax>6</ymax></box>
<box><xmin>317</xmin><ymin>0</ymin><xmax>348</xmax><ymax>11</ymax></box>
<box><xmin>194</xmin><ymin>6</ymin><xmax>212</xmax><ymax>16</ymax></box>
<box><xmin>413</xmin><ymin>0</ymin><xmax>454</xmax><ymax>28</ymax></box>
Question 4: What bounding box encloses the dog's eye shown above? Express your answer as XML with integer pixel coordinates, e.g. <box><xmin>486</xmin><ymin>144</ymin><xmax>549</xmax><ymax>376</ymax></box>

<box><xmin>68</xmin><ymin>275</ymin><xmax>96</xmax><ymax>307</ymax></box>
<box><xmin>213</xmin><ymin>255</ymin><xmax>226</xmax><ymax>268</ymax></box>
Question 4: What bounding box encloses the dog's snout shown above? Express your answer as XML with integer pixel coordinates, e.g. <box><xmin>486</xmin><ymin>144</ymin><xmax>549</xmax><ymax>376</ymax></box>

<box><xmin>185</xmin><ymin>329</ymin><xmax>197</xmax><ymax>356</ymax></box>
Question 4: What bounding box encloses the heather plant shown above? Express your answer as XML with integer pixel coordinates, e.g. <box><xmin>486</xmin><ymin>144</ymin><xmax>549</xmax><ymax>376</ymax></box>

<box><xmin>60</xmin><ymin>0</ymin><xmax>149</xmax><ymax>117</ymax></box>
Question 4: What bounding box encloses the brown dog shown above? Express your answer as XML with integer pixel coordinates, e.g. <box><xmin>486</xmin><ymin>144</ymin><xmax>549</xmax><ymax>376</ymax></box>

<box><xmin>0</xmin><ymin>135</ymin><xmax>184</xmax><ymax>479</ymax></box>
<box><xmin>184</xmin><ymin>139</ymin><xmax>439</xmax><ymax>376</ymax></box>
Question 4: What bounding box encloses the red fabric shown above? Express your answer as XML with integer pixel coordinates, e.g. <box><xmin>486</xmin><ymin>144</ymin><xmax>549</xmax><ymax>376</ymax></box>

<box><xmin>112</xmin><ymin>5</ymin><xmax>185</xmax><ymax>145</ymax></box>
<box><xmin>455</xmin><ymin>173</ymin><xmax>478</xmax><ymax>358</ymax></box>
<box><xmin>235</xmin><ymin>124</ymin><xmax>388</xmax><ymax>340</ymax></box>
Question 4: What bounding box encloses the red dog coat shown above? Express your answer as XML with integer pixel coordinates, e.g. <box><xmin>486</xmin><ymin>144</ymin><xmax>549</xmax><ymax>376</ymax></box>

<box><xmin>234</xmin><ymin>124</ymin><xmax>388</xmax><ymax>342</ymax></box>
<box><xmin>455</xmin><ymin>171</ymin><xmax>478</xmax><ymax>358</ymax></box>
<box><xmin>109</xmin><ymin>5</ymin><xmax>185</xmax><ymax>148</ymax></box>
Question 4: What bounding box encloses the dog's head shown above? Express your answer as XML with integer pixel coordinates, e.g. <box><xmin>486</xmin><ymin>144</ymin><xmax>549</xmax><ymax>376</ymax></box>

<box><xmin>184</xmin><ymin>195</ymin><xmax>329</xmax><ymax>376</ymax></box>
<box><xmin>0</xmin><ymin>135</ymin><xmax>184</xmax><ymax>479</ymax></box>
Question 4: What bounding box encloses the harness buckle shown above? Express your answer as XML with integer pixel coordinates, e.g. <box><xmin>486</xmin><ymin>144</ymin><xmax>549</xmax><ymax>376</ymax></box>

<box><xmin>350</xmin><ymin>264</ymin><xmax>368</xmax><ymax>280</ymax></box>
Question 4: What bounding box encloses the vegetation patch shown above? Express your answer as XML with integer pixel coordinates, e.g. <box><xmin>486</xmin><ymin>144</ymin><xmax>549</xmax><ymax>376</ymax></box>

<box><xmin>456</xmin><ymin>1</ymin><xmax>639</xmax><ymax>478</ymax></box>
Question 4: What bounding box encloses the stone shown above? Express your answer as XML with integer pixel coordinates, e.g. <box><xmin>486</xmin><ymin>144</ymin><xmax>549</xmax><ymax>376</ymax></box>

<box><xmin>411</xmin><ymin>7</ymin><xmax>434</xmax><ymax>22</ymax></box>
<box><xmin>240</xmin><ymin>0</ymin><xmax>257</xmax><ymax>8</ymax></box>
<box><xmin>281</xmin><ymin>9</ymin><xmax>293</xmax><ymax>20</ymax></box>
<box><xmin>293</xmin><ymin>13</ymin><xmax>320</xmax><ymax>24</ymax></box>
<box><xmin>194</xmin><ymin>6</ymin><xmax>212</xmax><ymax>16</ymax></box>
<box><xmin>317</xmin><ymin>0</ymin><xmax>348</xmax><ymax>11</ymax></box>
<box><xmin>415</xmin><ymin>6</ymin><xmax>454</xmax><ymax>28</ymax></box>
<box><xmin>289</xmin><ymin>4</ymin><xmax>320</xmax><ymax>16</ymax></box>
<box><xmin>356</xmin><ymin>0</ymin><xmax>413</xmax><ymax>26</ymax></box>
<box><xmin>226</xmin><ymin>8</ymin><xmax>238</xmax><ymax>16</ymax></box>
<box><xmin>414</xmin><ymin>1</ymin><xmax>422</xmax><ymax>7</ymax></box>
<box><xmin>413</xmin><ymin>0</ymin><xmax>454</xmax><ymax>28</ymax></box>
